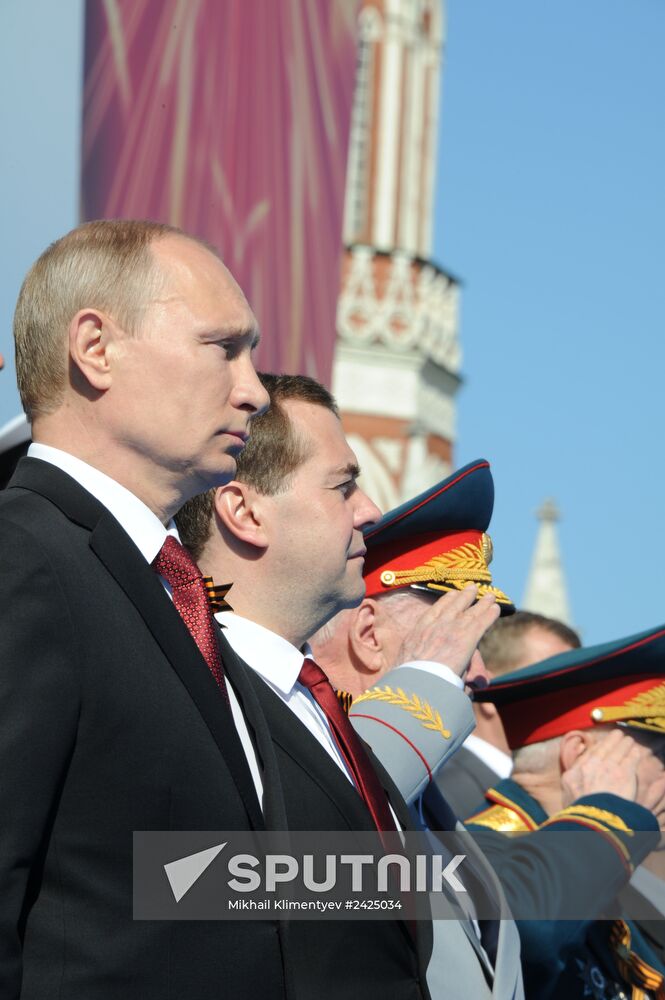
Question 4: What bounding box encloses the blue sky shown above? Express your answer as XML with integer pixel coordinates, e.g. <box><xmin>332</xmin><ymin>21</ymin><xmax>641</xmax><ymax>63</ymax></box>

<box><xmin>434</xmin><ymin>0</ymin><xmax>665</xmax><ymax>642</ymax></box>
<box><xmin>0</xmin><ymin>0</ymin><xmax>82</xmax><ymax>399</ymax></box>
<box><xmin>1</xmin><ymin>0</ymin><xmax>663</xmax><ymax>643</ymax></box>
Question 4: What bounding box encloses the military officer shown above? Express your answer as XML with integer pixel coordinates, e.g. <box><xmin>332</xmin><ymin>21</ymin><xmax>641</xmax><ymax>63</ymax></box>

<box><xmin>312</xmin><ymin>470</ymin><xmax>665</xmax><ymax>999</ymax></box>
<box><xmin>311</xmin><ymin>459</ymin><xmax>525</xmax><ymax>999</ymax></box>
<box><xmin>467</xmin><ymin>629</ymin><xmax>665</xmax><ymax>999</ymax></box>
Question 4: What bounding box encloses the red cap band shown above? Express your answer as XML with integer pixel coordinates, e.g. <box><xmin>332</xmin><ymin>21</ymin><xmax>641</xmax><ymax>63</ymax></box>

<box><xmin>499</xmin><ymin>675</ymin><xmax>660</xmax><ymax>748</ymax></box>
<box><xmin>363</xmin><ymin>529</ymin><xmax>483</xmax><ymax>598</ymax></box>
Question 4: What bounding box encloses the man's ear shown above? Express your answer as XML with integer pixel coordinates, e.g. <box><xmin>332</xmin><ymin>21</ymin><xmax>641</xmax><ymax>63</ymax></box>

<box><xmin>475</xmin><ymin>701</ymin><xmax>499</xmax><ymax>722</ymax></box>
<box><xmin>559</xmin><ymin>730</ymin><xmax>590</xmax><ymax>772</ymax></box>
<box><xmin>68</xmin><ymin>310</ymin><xmax>115</xmax><ymax>392</ymax></box>
<box><xmin>213</xmin><ymin>482</ymin><xmax>268</xmax><ymax>550</ymax></box>
<box><xmin>348</xmin><ymin>599</ymin><xmax>387</xmax><ymax>677</ymax></box>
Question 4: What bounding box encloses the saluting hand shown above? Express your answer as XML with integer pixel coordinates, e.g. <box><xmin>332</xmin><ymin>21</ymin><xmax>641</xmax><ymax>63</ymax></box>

<box><xmin>562</xmin><ymin>728</ymin><xmax>665</xmax><ymax>830</ymax></box>
<box><xmin>396</xmin><ymin>584</ymin><xmax>500</xmax><ymax>680</ymax></box>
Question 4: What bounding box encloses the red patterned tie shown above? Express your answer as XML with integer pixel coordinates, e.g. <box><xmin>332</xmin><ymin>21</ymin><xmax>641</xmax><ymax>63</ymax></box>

<box><xmin>153</xmin><ymin>535</ymin><xmax>228</xmax><ymax>699</ymax></box>
<box><xmin>298</xmin><ymin>658</ymin><xmax>397</xmax><ymax>834</ymax></box>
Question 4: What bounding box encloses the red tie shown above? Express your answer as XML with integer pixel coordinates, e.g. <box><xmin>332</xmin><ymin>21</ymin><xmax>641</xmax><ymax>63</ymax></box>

<box><xmin>153</xmin><ymin>536</ymin><xmax>228</xmax><ymax>699</ymax></box>
<box><xmin>298</xmin><ymin>658</ymin><xmax>398</xmax><ymax>834</ymax></box>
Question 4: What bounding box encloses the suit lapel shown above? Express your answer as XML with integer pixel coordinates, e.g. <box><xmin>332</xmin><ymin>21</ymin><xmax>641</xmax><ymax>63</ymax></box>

<box><xmin>89</xmin><ymin>514</ymin><xmax>264</xmax><ymax>829</ymax></box>
<box><xmin>12</xmin><ymin>459</ymin><xmax>264</xmax><ymax>830</ymax></box>
<box><xmin>244</xmin><ymin>669</ymin><xmax>377</xmax><ymax>831</ymax></box>
<box><xmin>365</xmin><ymin>748</ymin><xmax>413</xmax><ymax>829</ymax></box>
<box><xmin>220</xmin><ymin>638</ymin><xmax>289</xmax><ymax>830</ymax></box>
<box><xmin>245</xmin><ymin>669</ymin><xmax>428</xmax><ymax>969</ymax></box>
<box><xmin>417</xmin><ymin>784</ymin><xmax>497</xmax><ymax>980</ymax></box>
<box><xmin>9</xmin><ymin>457</ymin><xmax>108</xmax><ymax>527</ymax></box>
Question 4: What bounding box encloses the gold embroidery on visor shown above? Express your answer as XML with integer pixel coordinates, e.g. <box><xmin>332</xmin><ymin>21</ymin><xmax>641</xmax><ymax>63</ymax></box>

<box><xmin>378</xmin><ymin>534</ymin><xmax>513</xmax><ymax>605</ymax></box>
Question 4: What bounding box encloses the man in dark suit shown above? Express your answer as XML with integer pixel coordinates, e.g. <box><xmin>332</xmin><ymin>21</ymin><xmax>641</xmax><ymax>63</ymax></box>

<box><xmin>0</xmin><ymin>220</ymin><xmax>296</xmax><ymax>999</ymax></box>
<box><xmin>177</xmin><ymin>375</ymin><xmax>502</xmax><ymax>1000</ymax></box>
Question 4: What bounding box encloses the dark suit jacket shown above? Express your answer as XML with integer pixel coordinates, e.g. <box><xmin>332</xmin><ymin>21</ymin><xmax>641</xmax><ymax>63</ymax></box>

<box><xmin>0</xmin><ymin>439</ymin><xmax>29</xmax><ymax>490</ymax></box>
<box><xmin>0</xmin><ymin>459</ymin><xmax>287</xmax><ymax>1000</ymax></box>
<box><xmin>0</xmin><ymin>458</ymin><xmax>431</xmax><ymax>1000</ymax></box>
<box><xmin>435</xmin><ymin>745</ymin><xmax>499</xmax><ymax>821</ymax></box>
<box><xmin>241</xmin><ymin>668</ymin><xmax>432</xmax><ymax>1000</ymax></box>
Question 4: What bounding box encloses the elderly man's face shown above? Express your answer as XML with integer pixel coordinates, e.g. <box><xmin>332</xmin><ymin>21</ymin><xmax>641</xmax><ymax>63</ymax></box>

<box><xmin>104</xmin><ymin>236</ymin><xmax>268</xmax><ymax>498</ymax></box>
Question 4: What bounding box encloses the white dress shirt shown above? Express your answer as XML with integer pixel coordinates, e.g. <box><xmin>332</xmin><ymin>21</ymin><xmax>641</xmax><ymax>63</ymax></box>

<box><xmin>27</xmin><ymin>444</ymin><xmax>265</xmax><ymax>806</ymax></box>
<box><xmin>217</xmin><ymin>612</ymin><xmax>407</xmax><ymax>829</ymax></box>
<box><xmin>216</xmin><ymin>611</ymin><xmax>356</xmax><ymax>782</ymax></box>
<box><xmin>216</xmin><ymin>611</ymin><xmax>466</xmax><ymax>833</ymax></box>
<box><xmin>215</xmin><ymin>616</ymin><xmax>498</xmax><ymax>979</ymax></box>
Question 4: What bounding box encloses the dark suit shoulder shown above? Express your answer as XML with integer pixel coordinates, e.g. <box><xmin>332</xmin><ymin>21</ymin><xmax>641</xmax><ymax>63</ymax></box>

<box><xmin>3</xmin><ymin>456</ymin><xmax>110</xmax><ymax>530</ymax></box>
<box><xmin>0</xmin><ymin>469</ymin><xmax>286</xmax><ymax>998</ymax></box>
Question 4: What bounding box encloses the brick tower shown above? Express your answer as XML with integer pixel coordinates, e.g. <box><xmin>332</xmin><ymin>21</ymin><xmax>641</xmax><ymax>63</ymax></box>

<box><xmin>333</xmin><ymin>0</ymin><xmax>461</xmax><ymax>511</ymax></box>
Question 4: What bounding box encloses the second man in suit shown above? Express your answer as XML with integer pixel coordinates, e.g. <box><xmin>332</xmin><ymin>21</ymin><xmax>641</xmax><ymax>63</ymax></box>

<box><xmin>177</xmin><ymin>374</ymin><xmax>503</xmax><ymax>1000</ymax></box>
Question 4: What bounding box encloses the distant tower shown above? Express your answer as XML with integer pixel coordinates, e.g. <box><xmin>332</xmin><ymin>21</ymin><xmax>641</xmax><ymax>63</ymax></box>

<box><xmin>332</xmin><ymin>0</ymin><xmax>461</xmax><ymax>512</ymax></box>
<box><xmin>522</xmin><ymin>499</ymin><xmax>574</xmax><ymax>626</ymax></box>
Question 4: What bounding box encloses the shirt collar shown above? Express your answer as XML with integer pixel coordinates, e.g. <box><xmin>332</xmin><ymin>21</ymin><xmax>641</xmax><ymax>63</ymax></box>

<box><xmin>215</xmin><ymin>611</ymin><xmax>307</xmax><ymax>696</ymax></box>
<box><xmin>28</xmin><ymin>443</ymin><xmax>179</xmax><ymax>563</ymax></box>
<box><xmin>464</xmin><ymin>733</ymin><xmax>513</xmax><ymax>780</ymax></box>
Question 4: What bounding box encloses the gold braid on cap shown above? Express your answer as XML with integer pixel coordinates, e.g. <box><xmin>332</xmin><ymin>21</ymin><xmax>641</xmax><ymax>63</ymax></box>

<box><xmin>590</xmin><ymin>681</ymin><xmax>665</xmax><ymax>733</ymax></box>
<box><xmin>379</xmin><ymin>534</ymin><xmax>513</xmax><ymax>605</ymax></box>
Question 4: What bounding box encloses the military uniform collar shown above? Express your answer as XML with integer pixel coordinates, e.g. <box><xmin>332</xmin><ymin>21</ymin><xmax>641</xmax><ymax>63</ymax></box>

<box><xmin>466</xmin><ymin>777</ymin><xmax>547</xmax><ymax>833</ymax></box>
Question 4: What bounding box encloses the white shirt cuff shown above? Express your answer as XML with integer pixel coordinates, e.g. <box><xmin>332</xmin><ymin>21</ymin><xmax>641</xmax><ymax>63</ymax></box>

<box><xmin>397</xmin><ymin>660</ymin><xmax>464</xmax><ymax>690</ymax></box>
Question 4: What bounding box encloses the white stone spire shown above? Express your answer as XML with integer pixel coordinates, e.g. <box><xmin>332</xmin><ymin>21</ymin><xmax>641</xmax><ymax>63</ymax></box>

<box><xmin>522</xmin><ymin>499</ymin><xmax>573</xmax><ymax>626</ymax></box>
<box><xmin>334</xmin><ymin>0</ymin><xmax>460</xmax><ymax>508</ymax></box>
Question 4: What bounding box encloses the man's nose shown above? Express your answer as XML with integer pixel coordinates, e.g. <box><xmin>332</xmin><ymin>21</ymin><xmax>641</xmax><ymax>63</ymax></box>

<box><xmin>354</xmin><ymin>488</ymin><xmax>382</xmax><ymax>530</ymax></box>
<box><xmin>233</xmin><ymin>357</ymin><xmax>270</xmax><ymax>417</ymax></box>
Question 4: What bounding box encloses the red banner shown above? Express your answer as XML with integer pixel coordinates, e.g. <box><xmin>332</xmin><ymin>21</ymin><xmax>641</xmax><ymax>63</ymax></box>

<box><xmin>82</xmin><ymin>0</ymin><xmax>359</xmax><ymax>381</ymax></box>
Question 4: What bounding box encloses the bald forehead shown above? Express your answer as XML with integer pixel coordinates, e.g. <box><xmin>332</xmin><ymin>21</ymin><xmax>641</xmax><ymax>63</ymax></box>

<box><xmin>143</xmin><ymin>235</ymin><xmax>257</xmax><ymax>336</ymax></box>
<box><xmin>150</xmin><ymin>235</ymin><xmax>244</xmax><ymax>298</ymax></box>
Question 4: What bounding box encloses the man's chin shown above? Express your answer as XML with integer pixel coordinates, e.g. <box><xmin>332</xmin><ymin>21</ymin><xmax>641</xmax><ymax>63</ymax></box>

<box><xmin>339</xmin><ymin>578</ymin><xmax>367</xmax><ymax>611</ymax></box>
<box><xmin>191</xmin><ymin>454</ymin><xmax>238</xmax><ymax>494</ymax></box>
